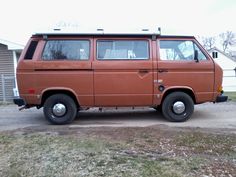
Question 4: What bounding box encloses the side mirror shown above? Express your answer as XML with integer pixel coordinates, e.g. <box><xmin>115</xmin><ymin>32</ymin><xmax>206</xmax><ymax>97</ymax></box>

<box><xmin>212</xmin><ymin>51</ymin><xmax>218</xmax><ymax>58</ymax></box>
<box><xmin>194</xmin><ymin>50</ymin><xmax>199</xmax><ymax>62</ymax></box>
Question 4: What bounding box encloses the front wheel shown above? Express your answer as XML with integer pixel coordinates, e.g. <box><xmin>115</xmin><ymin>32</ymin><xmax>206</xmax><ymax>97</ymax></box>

<box><xmin>162</xmin><ymin>92</ymin><xmax>194</xmax><ymax>122</ymax></box>
<box><xmin>43</xmin><ymin>94</ymin><xmax>77</xmax><ymax>125</ymax></box>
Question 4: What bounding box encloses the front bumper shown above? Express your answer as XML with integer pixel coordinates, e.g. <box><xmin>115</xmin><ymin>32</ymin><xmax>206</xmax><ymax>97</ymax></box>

<box><xmin>13</xmin><ymin>97</ymin><xmax>25</xmax><ymax>106</ymax></box>
<box><xmin>216</xmin><ymin>95</ymin><xmax>228</xmax><ymax>103</ymax></box>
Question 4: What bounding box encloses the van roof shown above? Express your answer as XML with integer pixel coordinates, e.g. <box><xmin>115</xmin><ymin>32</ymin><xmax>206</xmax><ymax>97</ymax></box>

<box><xmin>33</xmin><ymin>32</ymin><xmax>195</xmax><ymax>39</ymax></box>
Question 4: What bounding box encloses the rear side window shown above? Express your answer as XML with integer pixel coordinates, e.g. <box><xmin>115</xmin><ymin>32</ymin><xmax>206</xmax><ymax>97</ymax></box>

<box><xmin>97</xmin><ymin>40</ymin><xmax>149</xmax><ymax>60</ymax></box>
<box><xmin>24</xmin><ymin>41</ymin><xmax>38</xmax><ymax>60</ymax></box>
<box><xmin>42</xmin><ymin>40</ymin><xmax>90</xmax><ymax>60</ymax></box>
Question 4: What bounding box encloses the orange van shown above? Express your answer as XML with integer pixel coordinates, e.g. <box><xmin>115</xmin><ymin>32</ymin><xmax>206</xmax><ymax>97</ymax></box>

<box><xmin>14</xmin><ymin>32</ymin><xmax>227</xmax><ymax>124</ymax></box>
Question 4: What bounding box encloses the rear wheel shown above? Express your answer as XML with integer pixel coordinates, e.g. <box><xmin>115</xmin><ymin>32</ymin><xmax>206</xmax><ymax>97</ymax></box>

<box><xmin>43</xmin><ymin>94</ymin><xmax>77</xmax><ymax>125</ymax></box>
<box><xmin>162</xmin><ymin>92</ymin><xmax>194</xmax><ymax>122</ymax></box>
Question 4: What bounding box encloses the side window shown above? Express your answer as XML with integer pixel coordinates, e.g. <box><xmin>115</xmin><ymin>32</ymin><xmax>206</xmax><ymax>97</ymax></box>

<box><xmin>42</xmin><ymin>40</ymin><xmax>90</xmax><ymax>60</ymax></box>
<box><xmin>24</xmin><ymin>41</ymin><xmax>38</xmax><ymax>60</ymax></box>
<box><xmin>159</xmin><ymin>40</ymin><xmax>207</xmax><ymax>61</ymax></box>
<box><xmin>97</xmin><ymin>40</ymin><xmax>149</xmax><ymax>60</ymax></box>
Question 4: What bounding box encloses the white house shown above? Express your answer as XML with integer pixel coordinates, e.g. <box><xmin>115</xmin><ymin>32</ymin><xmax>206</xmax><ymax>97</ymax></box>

<box><xmin>0</xmin><ymin>39</ymin><xmax>24</xmax><ymax>101</ymax></box>
<box><xmin>208</xmin><ymin>47</ymin><xmax>236</xmax><ymax>92</ymax></box>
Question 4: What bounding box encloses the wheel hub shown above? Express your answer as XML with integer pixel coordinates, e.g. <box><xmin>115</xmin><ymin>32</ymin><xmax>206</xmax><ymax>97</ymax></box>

<box><xmin>52</xmin><ymin>103</ymin><xmax>66</xmax><ymax>117</ymax></box>
<box><xmin>173</xmin><ymin>101</ymin><xmax>185</xmax><ymax>114</ymax></box>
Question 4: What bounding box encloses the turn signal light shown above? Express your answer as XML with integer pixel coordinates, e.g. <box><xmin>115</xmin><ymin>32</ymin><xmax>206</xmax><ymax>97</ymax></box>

<box><xmin>218</xmin><ymin>86</ymin><xmax>223</xmax><ymax>94</ymax></box>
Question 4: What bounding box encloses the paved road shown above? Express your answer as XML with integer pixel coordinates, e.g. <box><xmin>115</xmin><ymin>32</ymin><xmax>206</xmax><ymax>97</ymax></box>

<box><xmin>0</xmin><ymin>102</ymin><xmax>235</xmax><ymax>131</ymax></box>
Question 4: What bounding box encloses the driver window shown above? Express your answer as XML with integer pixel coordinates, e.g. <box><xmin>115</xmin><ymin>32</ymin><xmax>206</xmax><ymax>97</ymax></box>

<box><xmin>194</xmin><ymin>43</ymin><xmax>207</xmax><ymax>60</ymax></box>
<box><xmin>178</xmin><ymin>41</ymin><xmax>194</xmax><ymax>59</ymax></box>
<box><xmin>159</xmin><ymin>40</ymin><xmax>207</xmax><ymax>61</ymax></box>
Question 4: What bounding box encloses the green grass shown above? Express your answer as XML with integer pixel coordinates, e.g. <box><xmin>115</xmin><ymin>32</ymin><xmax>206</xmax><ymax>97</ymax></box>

<box><xmin>224</xmin><ymin>92</ymin><xmax>236</xmax><ymax>101</ymax></box>
<box><xmin>175</xmin><ymin>132</ymin><xmax>236</xmax><ymax>157</ymax></box>
<box><xmin>0</xmin><ymin>134</ymin><xmax>186</xmax><ymax>177</ymax></box>
<box><xmin>0</xmin><ymin>128</ymin><xmax>235</xmax><ymax>177</ymax></box>
<box><xmin>0</xmin><ymin>102</ymin><xmax>13</xmax><ymax>106</ymax></box>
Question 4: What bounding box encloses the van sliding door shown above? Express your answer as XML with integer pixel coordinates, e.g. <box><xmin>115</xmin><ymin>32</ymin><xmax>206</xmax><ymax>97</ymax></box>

<box><xmin>93</xmin><ymin>38</ymin><xmax>153</xmax><ymax>106</ymax></box>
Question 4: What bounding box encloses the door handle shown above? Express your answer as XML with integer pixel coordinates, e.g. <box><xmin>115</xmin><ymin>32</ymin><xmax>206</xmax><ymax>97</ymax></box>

<box><xmin>158</xmin><ymin>69</ymin><xmax>168</xmax><ymax>73</ymax></box>
<box><xmin>139</xmin><ymin>70</ymin><xmax>149</xmax><ymax>73</ymax></box>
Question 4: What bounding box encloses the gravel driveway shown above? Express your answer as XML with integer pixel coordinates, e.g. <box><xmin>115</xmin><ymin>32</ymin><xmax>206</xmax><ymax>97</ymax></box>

<box><xmin>0</xmin><ymin>102</ymin><xmax>235</xmax><ymax>131</ymax></box>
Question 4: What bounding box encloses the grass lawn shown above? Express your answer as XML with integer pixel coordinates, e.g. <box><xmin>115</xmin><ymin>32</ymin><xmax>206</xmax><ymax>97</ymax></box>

<box><xmin>224</xmin><ymin>92</ymin><xmax>236</xmax><ymax>101</ymax></box>
<box><xmin>0</xmin><ymin>127</ymin><xmax>235</xmax><ymax>177</ymax></box>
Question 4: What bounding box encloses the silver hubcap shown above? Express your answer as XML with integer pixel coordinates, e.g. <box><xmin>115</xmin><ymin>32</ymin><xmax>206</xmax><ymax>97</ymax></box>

<box><xmin>52</xmin><ymin>103</ymin><xmax>66</xmax><ymax>117</ymax></box>
<box><xmin>173</xmin><ymin>101</ymin><xmax>185</xmax><ymax>114</ymax></box>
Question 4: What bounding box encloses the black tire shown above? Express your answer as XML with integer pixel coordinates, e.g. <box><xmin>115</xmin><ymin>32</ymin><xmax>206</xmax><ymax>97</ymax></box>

<box><xmin>43</xmin><ymin>94</ymin><xmax>77</xmax><ymax>125</ymax></box>
<box><xmin>162</xmin><ymin>92</ymin><xmax>194</xmax><ymax>122</ymax></box>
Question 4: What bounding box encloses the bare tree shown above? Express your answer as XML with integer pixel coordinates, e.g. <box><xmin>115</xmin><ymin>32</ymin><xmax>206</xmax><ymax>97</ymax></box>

<box><xmin>219</xmin><ymin>31</ymin><xmax>236</xmax><ymax>53</ymax></box>
<box><xmin>201</xmin><ymin>36</ymin><xmax>216</xmax><ymax>50</ymax></box>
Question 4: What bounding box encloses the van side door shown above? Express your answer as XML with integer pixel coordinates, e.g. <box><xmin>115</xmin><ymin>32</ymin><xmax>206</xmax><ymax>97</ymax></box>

<box><xmin>93</xmin><ymin>38</ymin><xmax>153</xmax><ymax>106</ymax></box>
<box><xmin>156</xmin><ymin>38</ymin><xmax>214</xmax><ymax>104</ymax></box>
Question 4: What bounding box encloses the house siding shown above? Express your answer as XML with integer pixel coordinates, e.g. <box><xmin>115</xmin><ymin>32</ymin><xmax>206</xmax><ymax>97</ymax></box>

<box><xmin>0</xmin><ymin>44</ymin><xmax>15</xmax><ymax>101</ymax></box>
<box><xmin>212</xmin><ymin>50</ymin><xmax>236</xmax><ymax>92</ymax></box>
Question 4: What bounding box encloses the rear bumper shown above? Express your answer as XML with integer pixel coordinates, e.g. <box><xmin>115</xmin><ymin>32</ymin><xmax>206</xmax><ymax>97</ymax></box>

<box><xmin>216</xmin><ymin>95</ymin><xmax>228</xmax><ymax>103</ymax></box>
<box><xmin>13</xmin><ymin>97</ymin><xmax>25</xmax><ymax>106</ymax></box>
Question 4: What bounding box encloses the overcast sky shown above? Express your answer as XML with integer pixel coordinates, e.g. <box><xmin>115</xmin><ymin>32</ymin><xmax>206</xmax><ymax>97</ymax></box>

<box><xmin>0</xmin><ymin>0</ymin><xmax>236</xmax><ymax>44</ymax></box>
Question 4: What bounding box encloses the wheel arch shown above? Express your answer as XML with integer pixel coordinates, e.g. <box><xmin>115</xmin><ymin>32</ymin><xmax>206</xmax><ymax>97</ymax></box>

<box><xmin>40</xmin><ymin>88</ymin><xmax>80</xmax><ymax>107</ymax></box>
<box><xmin>161</xmin><ymin>87</ymin><xmax>196</xmax><ymax>105</ymax></box>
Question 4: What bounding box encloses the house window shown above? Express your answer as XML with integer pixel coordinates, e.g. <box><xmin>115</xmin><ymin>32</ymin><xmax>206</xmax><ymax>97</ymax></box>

<box><xmin>97</xmin><ymin>40</ymin><xmax>149</xmax><ymax>60</ymax></box>
<box><xmin>42</xmin><ymin>40</ymin><xmax>90</xmax><ymax>60</ymax></box>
